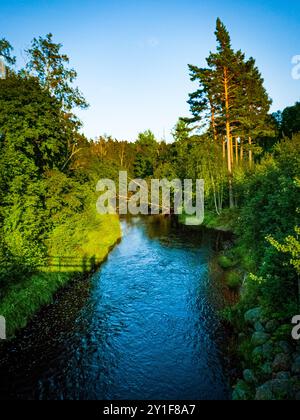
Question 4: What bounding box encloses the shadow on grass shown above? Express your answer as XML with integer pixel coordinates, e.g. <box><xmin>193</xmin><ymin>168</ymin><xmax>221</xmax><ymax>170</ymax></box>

<box><xmin>0</xmin><ymin>255</ymin><xmax>98</xmax><ymax>338</ymax></box>
<box><xmin>0</xmin><ymin>256</ymin><xmax>98</xmax><ymax>292</ymax></box>
<box><xmin>37</xmin><ymin>255</ymin><xmax>97</xmax><ymax>273</ymax></box>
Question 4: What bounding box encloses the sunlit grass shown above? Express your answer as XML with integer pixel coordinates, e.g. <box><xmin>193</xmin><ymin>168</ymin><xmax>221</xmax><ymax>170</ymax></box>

<box><xmin>0</xmin><ymin>214</ymin><xmax>121</xmax><ymax>338</ymax></box>
<box><xmin>203</xmin><ymin>208</ymin><xmax>239</xmax><ymax>232</ymax></box>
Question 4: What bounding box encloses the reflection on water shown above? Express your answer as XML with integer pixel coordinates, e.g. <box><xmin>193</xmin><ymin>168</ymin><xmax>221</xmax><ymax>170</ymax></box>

<box><xmin>0</xmin><ymin>216</ymin><xmax>231</xmax><ymax>400</ymax></box>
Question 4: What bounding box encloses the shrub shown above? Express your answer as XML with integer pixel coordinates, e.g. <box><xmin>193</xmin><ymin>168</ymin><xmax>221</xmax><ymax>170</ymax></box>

<box><xmin>226</xmin><ymin>270</ymin><xmax>242</xmax><ymax>290</ymax></box>
<box><xmin>218</xmin><ymin>255</ymin><xmax>236</xmax><ymax>269</ymax></box>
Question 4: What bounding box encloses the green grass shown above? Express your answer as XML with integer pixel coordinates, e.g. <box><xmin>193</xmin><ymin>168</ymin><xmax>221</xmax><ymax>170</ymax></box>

<box><xmin>203</xmin><ymin>208</ymin><xmax>240</xmax><ymax>232</ymax></box>
<box><xmin>203</xmin><ymin>210</ymin><xmax>257</xmax><ymax>273</ymax></box>
<box><xmin>45</xmin><ymin>211</ymin><xmax>121</xmax><ymax>270</ymax></box>
<box><xmin>0</xmin><ymin>214</ymin><xmax>121</xmax><ymax>338</ymax></box>
<box><xmin>229</xmin><ymin>243</ymin><xmax>257</xmax><ymax>272</ymax></box>
<box><xmin>218</xmin><ymin>255</ymin><xmax>237</xmax><ymax>269</ymax></box>
<box><xmin>0</xmin><ymin>272</ymin><xmax>72</xmax><ymax>337</ymax></box>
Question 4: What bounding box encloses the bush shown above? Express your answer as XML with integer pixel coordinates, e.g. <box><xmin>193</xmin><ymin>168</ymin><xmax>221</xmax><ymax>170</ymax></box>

<box><xmin>226</xmin><ymin>270</ymin><xmax>242</xmax><ymax>290</ymax></box>
<box><xmin>218</xmin><ymin>255</ymin><xmax>236</xmax><ymax>269</ymax></box>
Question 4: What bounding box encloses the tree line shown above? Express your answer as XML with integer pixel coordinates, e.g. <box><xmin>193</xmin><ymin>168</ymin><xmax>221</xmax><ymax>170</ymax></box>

<box><xmin>0</xmin><ymin>34</ymin><xmax>103</xmax><ymax>284</ymax></box>
<box><xmin>0</xmin><ymin>21</ymin><xmax>299</xmax><ymax>398</ymax></box>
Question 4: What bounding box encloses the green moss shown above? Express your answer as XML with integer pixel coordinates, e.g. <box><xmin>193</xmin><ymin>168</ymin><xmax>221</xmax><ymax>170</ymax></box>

<box><xmin>218</xmin><ymin>255</ymin><xmax>236</xmax><ymax>269</ymax></box>
<box><xmin>226</xmin><ymin>270</ymin><xmax>242</xmax><ymax>290</ymax></box>
<box><xmin>272</xmin><ymin>324</ymin><xmax>293</xmax><ymax>341</ymax></box>
<box><xmin>230</xmin><ymin>243</ymin><xmax>256</xmax><ymax>272</ymax></box>
<box><xmin>232</xmin><ymin>380</ymin><xmax>254</xmax><ymax>400</ymax></box>
<box><xmin>238</xmin><ymin>338</ymin><xmax>254</xmax><ymax>364</ymax></box>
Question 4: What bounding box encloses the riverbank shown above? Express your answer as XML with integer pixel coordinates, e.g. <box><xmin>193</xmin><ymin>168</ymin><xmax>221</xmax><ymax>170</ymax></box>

<box><xmin>203</xmin><ymin>210</ymin><xmax>300</xmax><ymax>400</ymax></box>
<box><xmin>0</xmin><ymin>216</ymin><xmax>232</xmax><ymax>400</ymax></box>
<box><xmin>0</xmin><ymin>214</ymin><xmax>121</xmax><ymax>338</ymax></box>
<box><xmin>202</xmin><ymin>209</ymin><xmax>238</xmax><ymax>233</ymax></box>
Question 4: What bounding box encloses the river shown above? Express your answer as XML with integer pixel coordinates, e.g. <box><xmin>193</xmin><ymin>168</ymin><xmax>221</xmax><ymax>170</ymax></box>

<box><xmin>0</xmin><ymin>216</ymin><xmax>232</xmax><ymax>400</ymax></box>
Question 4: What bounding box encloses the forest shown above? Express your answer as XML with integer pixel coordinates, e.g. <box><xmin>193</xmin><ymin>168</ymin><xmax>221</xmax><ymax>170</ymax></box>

<box><xmin>0</xmin><ymin>19</ymin><xmax>299</xmax><ymax>400</ymax></box>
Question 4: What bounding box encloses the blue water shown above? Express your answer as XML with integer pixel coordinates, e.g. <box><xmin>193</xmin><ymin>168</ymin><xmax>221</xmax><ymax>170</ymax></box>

<box><xmin>0</xmin><ymin>216</ymin><xmax>231</xmax><ymax>400</ymax></box>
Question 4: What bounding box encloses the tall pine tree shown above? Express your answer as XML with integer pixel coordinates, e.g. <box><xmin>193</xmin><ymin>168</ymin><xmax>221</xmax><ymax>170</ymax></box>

<box><xmin>187</xmin><ymin>18</ymin><xmax>272</xmax><ymax>207</ymax></box>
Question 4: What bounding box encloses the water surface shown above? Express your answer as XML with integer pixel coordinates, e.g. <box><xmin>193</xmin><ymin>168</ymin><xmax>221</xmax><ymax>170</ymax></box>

<box><xmin>0</xmin><ymin>216</ymin><xmax>231</xmax><ymax>400</ymax></box>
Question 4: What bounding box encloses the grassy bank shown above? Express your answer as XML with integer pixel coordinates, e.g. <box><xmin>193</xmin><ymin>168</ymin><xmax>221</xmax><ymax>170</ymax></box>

<box><xmin>207</xmin><ymin>206</ymin><xmax>299</xmax><ymax>400</ymax></box>
<box><xmin>0</xmin><ymin>214</ymin><xmax>121</xmax><ymax>338</ymax></box>
<box><xmin>202</xmin><ymin>209</ymin><xmax>239</xmax><ymax>233</ymax></box>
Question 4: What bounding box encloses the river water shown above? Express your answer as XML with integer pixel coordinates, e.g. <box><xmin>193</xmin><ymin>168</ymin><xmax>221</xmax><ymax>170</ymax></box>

<box><xmin>0</xmin><ymin>216</ymin><xmax>232</xmax><ymax>400</ymax></box>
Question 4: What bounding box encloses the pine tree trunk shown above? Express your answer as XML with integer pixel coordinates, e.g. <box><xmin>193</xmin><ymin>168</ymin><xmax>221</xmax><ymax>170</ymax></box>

<box><xmin>222</xmin><ymin>138</ymin><xmax>226</xmax><ymax>159</ymax></box>
<box><xmin>249</xmin><ymin>136</ymin><xmax>253</xmax><ymax>167</ymax></box>
<box><xmin>240</xmin><ymin>140</ymin><xmax>244</xmax><ymax>161</ymax></box>
<box><xmin>119</xmin><ymin>143</ymin><xmax>125</xmax><ymax>167</ymax></box>
<box><xmin>210</xmin><ymin>101</ymin><xmax>218</xmax><ymax>143</ymax></box>
<box><xmin>219</xmin><ymin>180</ymin><xmax>224</xmax><ymax>213</ymax></box>
<box><xmin>211</xmin><ymin>176</ymin><xmax>220</xmax><ymax>215</ymax></box>
<box><xmin>235</xmin><ymin>138</ymin><xmax>239</xmax><ymax>165</ymax></box>
<box><xmin>226</xmin><ymin>134</ymin><xmax>234</xmax><ymax>208</ymax></box>
<box><xmin>224</xmin><ymin>67</ymin><xmax>234</xmax><ymax>208</ymax></box>
<box><xmin>226</xmin><ymin>133</ymin><xmax>232</xmax><ymax>181</ymax></box>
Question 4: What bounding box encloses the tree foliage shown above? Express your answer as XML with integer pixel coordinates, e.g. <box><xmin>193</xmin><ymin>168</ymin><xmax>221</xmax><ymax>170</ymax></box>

<box><xmin>0</xmin><ymin>38</ymin><xmax>16</xmax><ymax>66</ymax></box>
<box><xmin>26</xmin><ymin>33</ymin><xmax>88</xmax><ymax>112</ymax></box>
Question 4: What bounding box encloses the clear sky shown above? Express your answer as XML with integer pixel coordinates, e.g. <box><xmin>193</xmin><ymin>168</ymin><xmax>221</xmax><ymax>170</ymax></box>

<box><xmin>1</xmin><ymin>0</ymin><xmax>300</xmax><ymax>141</ymax></box>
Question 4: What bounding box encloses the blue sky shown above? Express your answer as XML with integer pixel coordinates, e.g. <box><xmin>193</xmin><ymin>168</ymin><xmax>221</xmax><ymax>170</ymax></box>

<box><xmin>1</xmin><ymin>0</ymin><xmax>300</xmax><ymax>141</ymax></box>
